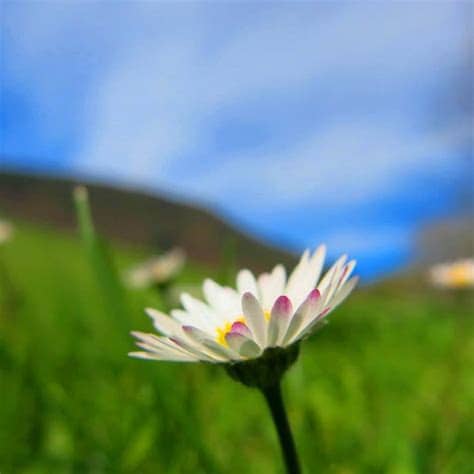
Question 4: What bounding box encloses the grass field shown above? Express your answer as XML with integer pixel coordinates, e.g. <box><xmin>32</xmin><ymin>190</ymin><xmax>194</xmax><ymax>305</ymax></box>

<box><xmin>0</xmin><ymin>220</ymin><xmax>472</xmax><ymax>473</ymax></box>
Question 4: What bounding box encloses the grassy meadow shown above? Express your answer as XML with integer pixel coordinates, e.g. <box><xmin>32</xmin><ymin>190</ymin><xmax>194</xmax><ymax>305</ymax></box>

<box><xmin>0</xmin><ymin>217</ymin><xmax>473</xmax><ymax>473</ymax></box>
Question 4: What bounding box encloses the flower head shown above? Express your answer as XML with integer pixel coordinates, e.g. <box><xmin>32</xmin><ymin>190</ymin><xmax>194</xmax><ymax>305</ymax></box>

<box><xmin>429</xmin><ymin>258</ymin><xmax>474</xmax><ymax>289</ymax></box>
<box><xmin>130</xmin><ymin>245</ymin><xmax>358</xmax><ymax>364</ymax></box>
<box><xmin>126</xmin><ymin>247</ymin><xmax>186</xmax><ymax>288</ymax></box>
<box><xmin>0</xmin><ymin>219</ymin><xmax>14</xmax><ymax>245</ymax></box>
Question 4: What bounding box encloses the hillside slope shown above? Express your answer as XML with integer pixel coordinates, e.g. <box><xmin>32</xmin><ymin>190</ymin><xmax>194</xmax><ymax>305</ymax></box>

<box><xmin>0</xmin><ymin>170</ymin><xmax>294</xmax><ymax>271</ymax></box>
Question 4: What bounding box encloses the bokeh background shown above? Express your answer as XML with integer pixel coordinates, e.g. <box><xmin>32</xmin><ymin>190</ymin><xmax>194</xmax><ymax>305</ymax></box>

<box><xmin>1</xmin><ymin>2</ymin><xmax>473</xmax><ymax>473</ymax></box>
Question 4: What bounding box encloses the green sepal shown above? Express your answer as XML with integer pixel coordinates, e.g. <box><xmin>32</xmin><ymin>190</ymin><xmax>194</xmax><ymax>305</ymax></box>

<box><xmin>225</xmin><ymin>343</ymin><xmax>300</xmax><ymax>389</ymax></box>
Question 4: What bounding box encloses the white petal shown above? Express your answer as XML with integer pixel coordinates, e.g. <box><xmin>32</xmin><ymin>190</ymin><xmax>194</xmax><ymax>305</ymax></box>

<box><xmin>296</xmin><ymin>275</ymin><xmax>358</xmax><ymax>341</ymax></box>
<box><xmin>308</xmin><ymin>245</ymin><xmax>327</xmax><ymax>287</ymax></box>
<box><xmin>128</xmin><ymin>351</ymin><xmax>198</xmax><ymax>362</ymax></box>
<box><xmin>225</xmin><ymin>332</ymin><xmax>262</xmax><ymax>358</ymax></box>
<box><xmin>257</xmin><ymin>272</ymin><xmax>272</xmax><ymax>308</ymax></box>
<box><xmin>180</xmin><ymin>293</ymin><xmax>219</xmax><ymax>331</ymax></box>
<box><xmin>285</xmin><ymin>250</ymin><xmax>310</xmax><ymax>301</ymax></box>
<box><xmin>142</xmin><ymin>326</ymin><xmax>223</xmax><ymax>363</ymax></box>
<box><xmin>336</xmin><ymin>260</ymin><xmax>357</xmax><ymax>292</ymax></box>
<box><xmin>285</xmin><ymin>246</ymin><xmax>326</xmax><ymax>308</ymax></box>
<box><xmin>135</xmin><ymin>341</ymin><xmax>179</xmax><ymax>355</ymax></box>
<box><xmin>131</xmin><ymin>342</ymin><xmax>197</xmax><ymax>360</ymax></box>
<box><xmin>237</xmin><ymin>269</ymin><xmax>259</xmax><ymax>297</ymax></box>
<box><xmin>241</xmin><ymin>292</ymin><xmax>267</xmax><ymax>347</ymax></box>
<box><xmin>168</xmin><ymin>335</ymin><xmax>224</xmax><ymax>362</ymax></box>
<box><xmin>258</xmin><ymin>264</ymin><xmax>287</xmax><ymax>309</ymax></box>
<box><xmin>203</xmin><ymin>279</ymin><xmax>240</xmax><ymax>311</ymax></box>
<box><xmin>321</xmin><ymin>258</ymin><xmax>350</xmax><ymax>305</ymax></box>
<box><xmin>169</xmin><ymin>309</ymin><xmax>189</xmax><ymax>323</ymax></box>
<box><xmin>172</xmin><ymin>309</ymin><xmax>222</xmax><ymax>340</ymax></box>
<box><xmin>267</xmin><ymin>295</ymin><xmax>293</xmax><ymax>347</ymax></box>
<box><xmin>294</xmin><ymin>245</ymin><xmax>327</xmax><ymax>308</ymax></box>
<box><xmin>282</xmin><ymin>289</ymin><xmax>322</xmax><ymax>345</ymax></box>
<box><xmin>271</xmin><ymin>264</ymin><xmax>287</xmax><ymax>296</ymax></box>
<box><xmin>330</xmin><ymin>276</ymin><xmax>359</xmax><ymax>308</ymax></box>
<box><xmin>157</xmin><ymin>335</ymin><xmax>213</xmax><ymax>360</ymax></box>
<box><xmin>202</xmin><ymin>278</ymin><xmax>227</xmax><ymax>310</ymax></box>
<box><xmin>131</xmin><ymin>331</ymin><xmax>213</xmax><ymax>362</ymax></box>
<box><xmin>145</xmin><ymin>308</ymin><xmax>182</xmax><ymax>336</ymax></box>
<box><xmin>182</xmin><ymin>325</ymin><xmax>239</xmax><ymax>361</ymax></box>
<box><xmin>131</xmin><ymin>331</ymin><xmax>171</xmax><ymax>350</ymax></box>
<box><xmin>317</xmin><ymin>254</ymin><xmax>347</xmax><ymax>294</ymax></box>
<box><xmin>229</xmin><ymin>321</ymin><xmax>252</xmax><ymax>338</ymax></box>
<box><xmin>296</xmin><ymin>306</ymin><xmax>332</xmax><ymax>340</ymax></box>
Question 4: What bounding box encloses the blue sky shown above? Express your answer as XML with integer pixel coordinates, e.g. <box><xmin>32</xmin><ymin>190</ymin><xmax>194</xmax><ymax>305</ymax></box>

<box><xmin>1</xmin><ymin>2</ymin><xmax>472</xmax><ymax>279</ymax></box>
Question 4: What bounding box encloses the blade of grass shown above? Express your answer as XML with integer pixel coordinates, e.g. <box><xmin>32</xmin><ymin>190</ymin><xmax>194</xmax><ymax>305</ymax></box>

<box><xmin>218</xmin><ymin>235</ymin><xmax>237</xmax><ymax>286</ymax></box>
<box><xmin>73</xmin><ymin>186</ymin><xmax>129</xmax><ymax>334</ymax></box>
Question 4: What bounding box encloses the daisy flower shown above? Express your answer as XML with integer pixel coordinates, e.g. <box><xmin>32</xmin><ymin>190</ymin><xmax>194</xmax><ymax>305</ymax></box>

<box><xmin>429</xmin><ymin>258</ymin><xmax>474</xmax><ymax>289</ymax></box>
<box><xmin>125</xmin><ymin>247</ymin><xmax>186</xmax><ymax>289</ymax></box>
<box><xmin>0</xmin><ymin>219</ymin><xmax>14</xmax><ymax>245</ymax></box>
<box><xmin>130</xmin><ymin>245</ymin><xmax>358</xmax><ymax>474</ymax></box>
<box><xmin>130</xmin><ymin>245</ymin><xmax>357</xmax><ymax>364</ymax></box>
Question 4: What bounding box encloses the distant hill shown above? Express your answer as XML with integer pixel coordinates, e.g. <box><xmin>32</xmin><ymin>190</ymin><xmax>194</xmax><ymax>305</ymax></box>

<box><xmin>0</xmin><ymin>170</ymin><xmax>295</xmax><ymax>271</ymax></box>
<box><xmin>415</xmin><ymin>214</ymin><xmax>474</xmax><ymax>265</ymax></box>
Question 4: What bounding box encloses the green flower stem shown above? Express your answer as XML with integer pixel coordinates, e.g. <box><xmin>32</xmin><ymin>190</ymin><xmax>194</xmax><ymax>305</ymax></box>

<box><xmin>261</xmin><ymin>382</ymin><xmax>301</xmax><ymax>474</ymax></box>
<box><xmin>224</xmin><ymin>346</ymin><xmax>301</xmax><ymax>472</ymax></box>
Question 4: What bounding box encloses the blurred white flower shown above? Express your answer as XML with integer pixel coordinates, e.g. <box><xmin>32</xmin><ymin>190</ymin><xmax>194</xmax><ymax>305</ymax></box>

<box><xmin>0</xmin><ymin>220</ymin><xmax>14</xmax><ymax>245</ymax></box>
<box><xmin>429</xmin><ymin>258</ymin><xmax>474</xmax><ymax>289</ymax></box>
<box><xmin>126</xmin><ymin>247</ymin><xmax>186</xmax><ymax>288</ymax></box>
<box><xmin>130</xmin><ymin>245</ymin><xmax>358</xmax><ymax>363</ymax></box>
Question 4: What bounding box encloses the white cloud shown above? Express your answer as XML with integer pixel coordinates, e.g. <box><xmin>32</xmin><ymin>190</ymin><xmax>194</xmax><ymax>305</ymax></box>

<box><xmin>181</xmin><ymin>116</ymin><xmax>469</xmax><ymax>211</ymax></box>
<box><xmin>64</xmin><ymin>1</ymin><xmax>467</xmax><ymax>202</ymax></box>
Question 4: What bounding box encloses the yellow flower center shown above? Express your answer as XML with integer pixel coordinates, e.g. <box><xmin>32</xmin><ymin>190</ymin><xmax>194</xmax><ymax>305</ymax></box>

<box><xmin>448</xmin><ymin>265</ymin><xmax>471</xmax><ymax>287</ymax></box>
<box><xmin>215</xmin><ymin>311</ymin><xmax>272</xmax><ymax>346</ymax></box>
<box><xmin>216</xmin><ymin>316</ymin><xmax>245</xmax><ymax>346</ymax></box>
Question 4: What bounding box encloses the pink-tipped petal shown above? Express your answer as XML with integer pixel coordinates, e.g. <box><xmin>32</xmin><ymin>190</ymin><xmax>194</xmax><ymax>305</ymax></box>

<box><xmin>230</xmin><ymin>321</ymin><xmax>251</xmax><ymax>337</ymax></box>
<box><xmin>273</xmin><ymin>295</ymin><xmax>292</xmax><ymax>314</ymax></box>
<box><xmin>241</xmin><ymin>292</ymin><xmax>266</xmax><ymax>347</ymax></box>
<box><xmin>284</xmin><ymin>246</ymin><xmax>326</xmax><ymax>309</ymax></box>
<box><xmin>282</xmin><ymin>289</ymin><xmax>321</xmax><ymax>345</ymax></box>
<box><xmin>296</xmin><ymin>275</ymin><xmax>358</xmax><ymax>342</ymax></box>
<box><xmin>322</xmin><ymin>259</ymin><xmax>350</xmax><ymax>305</ymax></box>
<box><xmin>335</xmin><ymin>261</ymin><xmax>357</xmax><ymax>295</ymax></box>
<box><xmin>318</xmin><ymin>254</ymin><xmax>347</xmax><ymax>295</ymax></box>
<box><xmin>267</xmin><ymin>295</ymin><xmax>293</xmax><ymax>346</ymax></box>
<box><xmin>297</xmin><ymin>306</ymin><xmax>333</xmax><ymax>340</ymax></box>
<box><xmin>311</xmin><ymin>288</ymin><xmax>321</xmax><ymax>299</ymax></box>
<box><xmin>331</xmin><ymin>275</ymin><xmax>359</xmax><ymax>308</ymax></box>
<box><xmin>225</xmin><ymin>332</ymin><xmax>262</xmax><ymax>358</ymax></box>
<box><xmin>319</xmin><ymin>306</ymin><xmax>332</xmax><ymax>319</ymax></box>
